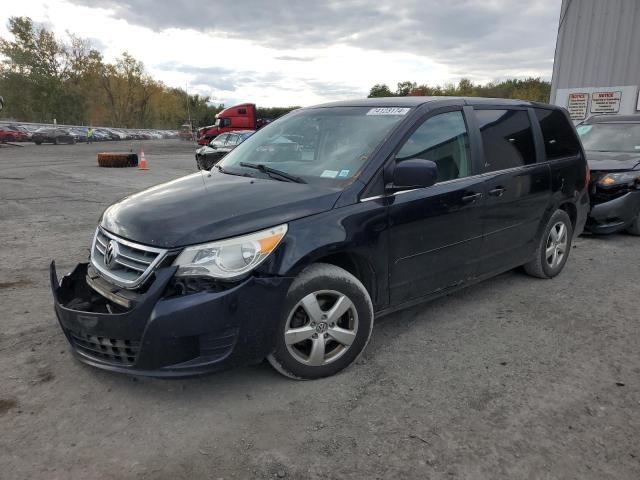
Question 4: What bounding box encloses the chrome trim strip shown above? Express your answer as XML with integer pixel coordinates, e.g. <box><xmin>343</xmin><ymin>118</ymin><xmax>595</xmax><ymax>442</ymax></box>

<box><xmin>113</xmin><ymin>257</ymin><xmax>146</xmax><ymax>273</ymax></box>
<box><xmin>90</xmin><ymin>227</ymin><xmax>168</xmax><ymax>289</ymax></box>
<box><xmin>359</xmin><ymin>164</ymin><xmax>543</xmax><ymax>203</ymax></box>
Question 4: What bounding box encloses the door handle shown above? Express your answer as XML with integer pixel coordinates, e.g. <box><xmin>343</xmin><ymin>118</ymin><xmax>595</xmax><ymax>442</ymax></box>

<box><xmin>488</xmin><ymin>187</ymin><xmax>506</xmax><ymax>197</ymax></box>
<box><xmin>462</xmin><ymin>192</ymin><xmax>482</xmax><ymax>203</ymax></box>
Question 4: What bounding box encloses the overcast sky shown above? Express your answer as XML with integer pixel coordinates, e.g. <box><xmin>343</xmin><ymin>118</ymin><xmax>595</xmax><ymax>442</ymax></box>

<box><xmin>2</xmin><ymin>0</ymin><xmax>562</xmax><ymax>107</ymax></box>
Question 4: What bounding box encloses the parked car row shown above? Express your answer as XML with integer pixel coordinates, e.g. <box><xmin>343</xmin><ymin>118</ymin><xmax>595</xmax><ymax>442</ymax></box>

<box><xmin>0</xmin><ymin>123</ymin><xmax>180</xmax><ymax>144</ymax></box>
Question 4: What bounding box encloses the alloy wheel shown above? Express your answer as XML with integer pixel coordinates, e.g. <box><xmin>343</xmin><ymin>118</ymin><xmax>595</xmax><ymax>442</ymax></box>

<box><xmin>546</xmin><ymin>221</ymin><xmax>568</xmax><ymax>268</ymax></box>
<box><xmin>284</xmin><ymin>290</ymin><xmax>358</xmax><ymax>367</ymax></box>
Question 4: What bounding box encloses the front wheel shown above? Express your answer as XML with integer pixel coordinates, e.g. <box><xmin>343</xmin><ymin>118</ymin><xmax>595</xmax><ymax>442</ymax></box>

<box><xmin>524</xmin><ymin>209</ymin><xmax>573</xmax><ymax>279</ymax></box>
<box><xmin>267</xmin><ymin>263</ymin><xmax>374</xmax><ymax>380</ymax></box>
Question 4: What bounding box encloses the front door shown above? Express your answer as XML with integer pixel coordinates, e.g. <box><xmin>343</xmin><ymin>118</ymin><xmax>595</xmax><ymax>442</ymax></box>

<box><xmin>388</xmin><ymin>110</ymin><xmax>485</xmax><ymax>305</ymax></box>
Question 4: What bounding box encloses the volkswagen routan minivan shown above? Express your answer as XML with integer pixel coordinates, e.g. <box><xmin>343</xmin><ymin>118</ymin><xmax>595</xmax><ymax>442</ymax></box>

<box><xmin>51</xmin><ymin>97</ymin><xmax>589</xmax><ymax>379</ymax></box>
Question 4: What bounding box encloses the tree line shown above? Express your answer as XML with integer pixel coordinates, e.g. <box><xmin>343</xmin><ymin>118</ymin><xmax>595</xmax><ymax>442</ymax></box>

<box><xmin>0</xmin><ymin>17</ymin><xmax>300</xmax><ymax>129</ymax></box>
<box><xmin>1</xmin><ymin>17</ymin><xmax>551</xmax><ymax>129</ymax></box>
<box><xmin>368</xmin><ymin>78</ymin><xmax>551</xmax><ymax>102</ymax></box>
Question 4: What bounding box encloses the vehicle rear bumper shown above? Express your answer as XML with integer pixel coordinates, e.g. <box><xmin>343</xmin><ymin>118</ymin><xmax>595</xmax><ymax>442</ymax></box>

<box><xmin>586</xmin><ymin>190</ymin><xmax>640</xmax><ymax>234</ymax></box>
<box><xmin>50</xmin><ymin>262</ymin><xmax>293</xmax><ymax>377</ymax></box>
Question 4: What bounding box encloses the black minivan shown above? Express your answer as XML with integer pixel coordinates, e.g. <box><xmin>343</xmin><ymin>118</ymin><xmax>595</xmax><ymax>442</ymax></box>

<box><xmin>51</xmin><ymin>97</ymin><xmax>589</xmax><ymax>379</ymax></box>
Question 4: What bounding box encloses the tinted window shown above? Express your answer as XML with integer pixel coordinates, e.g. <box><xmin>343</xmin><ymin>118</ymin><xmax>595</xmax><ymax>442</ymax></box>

<box><xmin>396</xmin><ymin>111</ymin><xmax>471</xmax><ymax>182</ymax></box>
<box><xmin>535</xmin><ymin>108</ymin><xmax>581</xmax><ymax>159</ymax></box>
<box><xmin>475</xmin><ymin>109</ymin><xmax>536</xmax><ymax>172</ymax></box>
<box><xmin>226</xmin><ymin>135</ymin><xmax>238</xmax><ymax>146</ymax></box>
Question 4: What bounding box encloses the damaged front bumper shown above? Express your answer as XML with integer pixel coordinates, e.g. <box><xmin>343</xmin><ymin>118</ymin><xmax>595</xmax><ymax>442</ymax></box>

<box><xmin>586</xmin><ymin>190</ymin><xmax>640</xmax><ymax>234</ymax></box>
<box><xmin>50</xmin><ymin>261</ymin><xmax>293</xmax><ymax>377</ymax></box>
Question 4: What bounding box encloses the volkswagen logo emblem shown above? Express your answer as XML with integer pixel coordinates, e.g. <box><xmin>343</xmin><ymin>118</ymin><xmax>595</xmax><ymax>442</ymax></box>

<box><xmin>104</xmin><ymin>240</ymin><xmax>119</xmax><ymax>269</ymax></box>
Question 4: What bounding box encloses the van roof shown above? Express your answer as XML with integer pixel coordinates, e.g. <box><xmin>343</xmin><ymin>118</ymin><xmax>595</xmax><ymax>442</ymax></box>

<box><xmin>307</xmin><ymin>96</ymin><xmax>555</xmax><ymax>109</ymax></box>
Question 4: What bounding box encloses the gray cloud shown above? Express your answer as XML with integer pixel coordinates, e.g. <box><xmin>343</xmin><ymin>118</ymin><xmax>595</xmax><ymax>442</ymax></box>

<box><xmin>71</xmin><ymin>0</ymin><xmax>560</xmax><ymax>79</ymax></box>
<box><xmin>274</xmin><ymin>55</ymin><xmax>316</xmax><ymax>62</ymax></box>
<box><xmin>155</xmin><ymin>61</ymin><xmax>288</xmax><ymax>95</ymax></box>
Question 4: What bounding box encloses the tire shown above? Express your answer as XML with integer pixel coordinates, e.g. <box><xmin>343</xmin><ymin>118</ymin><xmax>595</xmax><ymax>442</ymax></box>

<box><xmin>97</xmin><ymin>152</ymin><xmax>139</xmax><ymax>168</ymax></box>
<box><xmin>626</xmin><ymin>211</ymin><xmax>640</xmax><ymax>235</ymax></box>
<box><xmin>267</xmin><ymin>263</ymin><xmax>374</xmax><ymax>380</ymax></box>
<box><xmin>35</xmin><ymin>141</ymin><xmax>42</xmax><ymax>145</ymax></box>
<box><xmin>524</xmin><ymin>209</ymin><xmax>573</xmax><ymax>279</ymax></box>
<box><xmin>54</xmin><ymin>137</ymin><xmax>60</xmax><ymax>145</ymax></box>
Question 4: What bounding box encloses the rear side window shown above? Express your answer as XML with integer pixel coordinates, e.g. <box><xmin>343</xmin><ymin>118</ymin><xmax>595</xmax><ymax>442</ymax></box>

<box><xmin>535</xmin><ymin>108</ymin><xmax>581</xmax><ymax>159</ymax></box>
<box><xmin>475</xmin><ymin>109</ymin><xmax>536</xmax><ymax>172</ymax></box>
<box><xmin>396</xmin><ymin>111</ymin><xmax>471</xmax><ymax>182</ymax></box>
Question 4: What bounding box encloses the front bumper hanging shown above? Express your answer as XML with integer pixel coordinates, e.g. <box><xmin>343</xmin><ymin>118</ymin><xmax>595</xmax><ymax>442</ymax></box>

<box><xmin>50</xmin><ymin>261</ymin><xmax>293</xmax><ymax>377</ymax></box>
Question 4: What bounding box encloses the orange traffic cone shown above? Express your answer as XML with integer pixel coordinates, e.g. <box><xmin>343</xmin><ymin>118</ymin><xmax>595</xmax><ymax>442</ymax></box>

<box><xmin>138</xmin><ymin>148</ymin><xmax>149</xmax><ymax>170</ymax></box>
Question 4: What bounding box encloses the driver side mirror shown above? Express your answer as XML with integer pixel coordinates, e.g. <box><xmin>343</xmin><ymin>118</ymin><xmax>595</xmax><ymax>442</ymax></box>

<box><xmin>387</xmin><ymin>158</ymin><xmax>438</xmax><ymax>192</ymax></box>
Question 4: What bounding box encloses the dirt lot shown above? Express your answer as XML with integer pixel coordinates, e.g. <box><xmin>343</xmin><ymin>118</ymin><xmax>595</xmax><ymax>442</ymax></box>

<box><xmin>0</xmin><ymin>139</ymin><xmax>639</xmax><ymax>480</ymax></box>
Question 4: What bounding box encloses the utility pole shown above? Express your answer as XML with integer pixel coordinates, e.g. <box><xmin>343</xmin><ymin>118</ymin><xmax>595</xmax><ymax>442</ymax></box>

<box><xmin>185</xmin><ymin>82</ymin><xmax>194</xmax><ymax>141</ymax></box>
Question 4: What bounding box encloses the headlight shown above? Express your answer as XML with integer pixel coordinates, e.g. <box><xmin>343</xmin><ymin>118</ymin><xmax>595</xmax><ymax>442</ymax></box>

<box><xmin>597</xmin><ymin>171</ymin><xmax>640</xmax><ymax>188</ymax></box>
<box><xmin>173</xmin><ymin>224</ymin><xmax>287</xmax><ymax>279</ymax></box>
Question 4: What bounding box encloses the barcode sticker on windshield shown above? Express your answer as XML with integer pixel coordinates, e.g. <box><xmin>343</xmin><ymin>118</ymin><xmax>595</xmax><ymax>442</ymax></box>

<box><xmin>321</xmin><ymin>170</ymin><xmax>339</xmax><ymax>178</ymax></box>
<box><xmin>366</xmin><ymin>107</ymin><xmax>410</xmax><ymax>116</ymax></box>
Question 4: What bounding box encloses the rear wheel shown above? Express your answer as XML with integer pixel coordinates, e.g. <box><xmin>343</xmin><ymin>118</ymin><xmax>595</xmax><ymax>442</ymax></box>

<box><xmin>267</xmin><ymin>263</ymin><xmax>374</xmax><ymax>380</ymax></box>
<box><xmin>524</xmin><ymin>209</ymin><xmax>573</xmax><ymax>279</ymax></box>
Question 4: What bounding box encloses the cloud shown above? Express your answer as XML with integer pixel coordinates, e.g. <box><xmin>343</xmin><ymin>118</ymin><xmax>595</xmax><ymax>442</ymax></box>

<box><xmin>274</xmin><ymin>55</ymin><xmax>315</xmax><ymax>62</ymax></box>
<box><xmin>69</xmin><ymin>0</ymin><xmax>560</xmax><ymax>78</ymax></box>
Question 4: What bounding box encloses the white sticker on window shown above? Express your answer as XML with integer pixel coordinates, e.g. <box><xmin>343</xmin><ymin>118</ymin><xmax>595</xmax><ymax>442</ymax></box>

<box><xmin>366</xmin><ymin>107</ymin><xmax>410</xmax><ymax>116</ymax></box>
<box><xmin>338</xmin><ymin>169</ymin><xmax>350</xmax><ymax>177</ymax></box>
<box><xmin>320</xmin><ymin>170</ymin><xmax>339</xmax><ymax>178</ymax></box>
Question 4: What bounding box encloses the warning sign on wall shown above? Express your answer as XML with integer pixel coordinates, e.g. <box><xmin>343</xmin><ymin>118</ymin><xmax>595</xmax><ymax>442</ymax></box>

<box><xmin>567</xmin><ymin>93</ymin><xmax>588</xmax><ymax>120</ymax></box>
<box><xmin>591</xmin><ymin>91</ymin><xmax>621</xmax><ymax>113</ymax></box>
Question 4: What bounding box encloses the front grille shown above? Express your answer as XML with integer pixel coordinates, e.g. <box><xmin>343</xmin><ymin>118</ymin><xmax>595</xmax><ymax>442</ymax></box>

<box><xmin>90</xmin><ymin>227</ymin><xmax>167</xmax><ymax>289</ymax></box>
<box><xmin>69</xmin><ymin>331</ymin><xmax>140</xmax><ymax>365</ymax></box>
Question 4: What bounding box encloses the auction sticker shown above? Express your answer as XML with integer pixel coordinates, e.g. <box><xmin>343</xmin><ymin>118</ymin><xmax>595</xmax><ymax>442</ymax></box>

<box><xmin>320</xmin><ymin>170</ymin><xmax>339</xmax><ymax>178</ymax></box>
<box><xmin>366</xmin><ymin>107</ymin><xmax>411</xmax><ymax>116</ymax></box>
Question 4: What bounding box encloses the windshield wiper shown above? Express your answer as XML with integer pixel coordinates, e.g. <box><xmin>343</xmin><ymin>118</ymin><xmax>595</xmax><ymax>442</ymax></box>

<box><xmin>239</xmin><ymin>162</ymin><xmax>306</xmax><ymax>184</ymax></box>
<box><xmin>214</xmin><ymin>164</ymin><xmax>253</xmax><ymax>177</ymax></box>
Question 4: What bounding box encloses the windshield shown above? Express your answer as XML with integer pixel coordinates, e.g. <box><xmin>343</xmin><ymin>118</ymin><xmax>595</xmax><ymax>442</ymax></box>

<box><xmin>219</xmin><ymin>106</ymin><xmax>409</xmax><ymax>184</ymax></box>
<box><xmin>577</xmin><ymin>123</ymin><xmax>640</xmax><ymax>153</ymax></box>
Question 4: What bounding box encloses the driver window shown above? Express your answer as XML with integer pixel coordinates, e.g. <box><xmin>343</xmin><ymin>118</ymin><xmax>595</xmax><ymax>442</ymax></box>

<box><xmin>396</xmin><ymin>111</ymin><xmax>471</xmax><ymax>182</ymax></box>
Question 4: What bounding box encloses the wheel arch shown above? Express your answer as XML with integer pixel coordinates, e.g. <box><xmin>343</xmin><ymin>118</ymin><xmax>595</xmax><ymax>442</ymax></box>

<box><xmin>290</xmin><ymin>250</ymin><xmax>378</xmax><ymax>307</ymax></box>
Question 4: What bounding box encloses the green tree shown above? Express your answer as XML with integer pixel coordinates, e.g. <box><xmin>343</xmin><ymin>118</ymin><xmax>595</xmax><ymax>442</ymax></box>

<box><xmin>368</xmin><ymin>84</ymin><xmax>394</xmax><ymax>98</ymax></box>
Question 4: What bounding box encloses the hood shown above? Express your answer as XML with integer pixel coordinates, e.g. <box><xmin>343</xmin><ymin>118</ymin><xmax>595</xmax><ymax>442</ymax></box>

<box><xmin>586</xmin><ymin>151</ymin><xmax>640</xmax><ymax>172</ymax></box>
<box><xmin>100</xmin><ymin>170</ymin><xmax>342</xmax><ymax>248</ymax></box>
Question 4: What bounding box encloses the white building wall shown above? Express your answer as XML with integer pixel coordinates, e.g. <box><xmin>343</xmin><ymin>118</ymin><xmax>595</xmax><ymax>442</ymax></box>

<box><xmin>551</xmin><ymin>0</ymin><xmax>640</xmax><ymax>120</ymax></box>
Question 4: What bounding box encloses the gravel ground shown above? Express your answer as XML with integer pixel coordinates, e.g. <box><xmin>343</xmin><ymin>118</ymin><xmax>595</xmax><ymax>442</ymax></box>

<box><xmin>1</xmin><ymin>139</ymin><xmax>639</xmax><ymax>480</ymax></box>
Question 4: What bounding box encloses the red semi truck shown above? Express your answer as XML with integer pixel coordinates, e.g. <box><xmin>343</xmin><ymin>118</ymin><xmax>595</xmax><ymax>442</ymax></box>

<box><xmin>197</xmin><ymin>103</ymin><xmax>269</xmax><ymax>145</ymax></box>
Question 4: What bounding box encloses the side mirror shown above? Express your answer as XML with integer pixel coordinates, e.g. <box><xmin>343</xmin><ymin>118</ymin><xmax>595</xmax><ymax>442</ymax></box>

<box><xmin>388</xmin><ymin>158</ymin><xmax>438</xmax><ymax>192</ymax></box>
